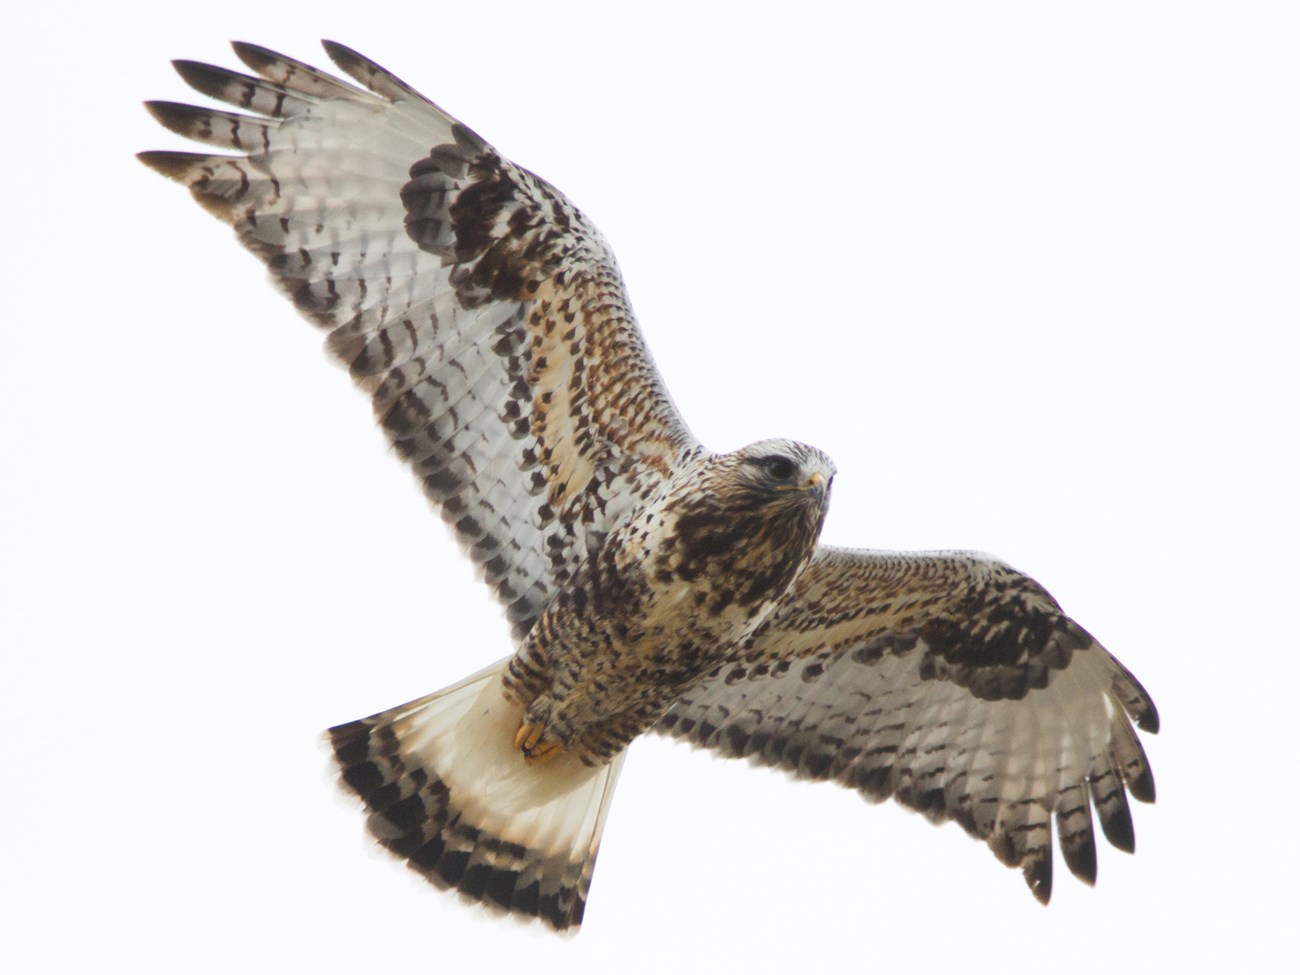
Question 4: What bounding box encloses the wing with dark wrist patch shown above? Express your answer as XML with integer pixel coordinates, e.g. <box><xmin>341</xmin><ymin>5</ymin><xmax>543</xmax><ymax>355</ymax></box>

<box><xmin>140</xmin><ymin>41</ymin><xmax>697</xmax><ymax>638</ymax></box>
<box><xmin>656</xmin><ymin>546</ymin><xmax>1158</xmax><ymax>904</ymax></box>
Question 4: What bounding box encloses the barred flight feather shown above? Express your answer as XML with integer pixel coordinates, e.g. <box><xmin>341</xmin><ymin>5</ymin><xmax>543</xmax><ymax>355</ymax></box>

<box><xmin>142</xmin><ymin>41</ymin><xmax>1159</xmax><ymax>932</ymax></box>
<box><xmin>140</xmin><ymin>40</ymin><xmax>696</xmax><ymax>642</ymax></box>
<box><xmin>657</xmin><ymin>547</ymin><xmax>1157</xmax><ymax>904</ymax></box>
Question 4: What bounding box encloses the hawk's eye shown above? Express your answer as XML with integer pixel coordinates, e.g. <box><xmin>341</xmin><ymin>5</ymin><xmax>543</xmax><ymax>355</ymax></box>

<box><xmin>761</xmin><ymin>456</ymin><xmax>796</xmax><ymax>481</ymax></box>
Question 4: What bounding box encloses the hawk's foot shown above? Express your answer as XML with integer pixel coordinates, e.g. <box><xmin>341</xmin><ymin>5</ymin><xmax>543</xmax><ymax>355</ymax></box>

<box><xmin>514</xmin><ymin>720</ymin><xmax>564</xmax><ymax>765</ymax></box>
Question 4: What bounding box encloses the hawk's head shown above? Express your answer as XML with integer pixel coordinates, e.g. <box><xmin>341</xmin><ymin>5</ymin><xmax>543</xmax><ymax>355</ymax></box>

<box><xmin>726</xmin><ymin>439</ymin><xmax>836</xmax><ymax>513</ymax></box>
<box><xmin>663</xmin><ymin>440</ymin><xmax>835</xmax><ymax>609</ymax></box>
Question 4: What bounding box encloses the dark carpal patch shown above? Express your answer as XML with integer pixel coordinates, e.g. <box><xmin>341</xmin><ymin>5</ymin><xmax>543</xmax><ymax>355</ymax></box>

<box><xmin>402</xmin><ymin>130</ymin><xmax>574</xmax><ymax>309</ymax></box>
<box><xmin>916</xmin><ymin>584</ymin><xmax>1088</xmax><ymax>701</ymax></box>
<box><xmin>654</xmin><ymin>548</ymin><xmax>1157</xmax><ymax>906</ymax></box>
<box><xmin>144</xmin><ymin>41</ymin><xmax>1158</xmax><ymax>931</ymax></box>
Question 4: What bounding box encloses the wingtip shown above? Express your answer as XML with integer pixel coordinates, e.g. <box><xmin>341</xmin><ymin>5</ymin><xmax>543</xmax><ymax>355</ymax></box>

<box><xmin>1062</xmin><ymin>846</ymin><xmax>1098</xmax><ymax>888</ymax></box>
<box><xmin>1138</xmin><ymin>702</ymin><xmax>1160</xmax><ymax>735</ymax></box>
<box><xmin>135</xmin><ymin>150</ymin><xmax>244</xmax><ymax>221</ymax></box>
<box><xmin>320</xmin><ymin>39</ymin><xmax>361</xmax><ymax>70</ymax></box>
<box><xmin>1128</xmin><ymin>766</ymin><xmax>1157</xmax><ymax>805</ymax></box>
<box><xmin>170</xmin><ymin>58</ymin><xmax>208</xmax><ymax>85</ymax></box>
<box><xmin>319</xmin><ymin>39</ymin><xmax>377</xmax><ymax>82</ymax></box>
<box><xmin>1024</xmin><ymin>856</ymin><xmax>1053</xmax><ymax>905</ymax></box>
<box><xmin>170</xmin><ymin>58</ymin><xmax>235</xmax><ymax>103</ymax></box>
<box><xmin>142</xmin><ymin>100</ymin><xmax>198</xmax><ymax>139</ymax></box>
<box><xmin>1109</xmin><ymin>656</ymin><xmax>1160</xmax><ymax>734</ymax></box>
<box><xmin>319</xmin><ymin>39</ymin><xmax>424</xmax><ymax>103</ymax></box>
<box><xmin>1101</xmin><ymin>809</ymin><xmax>1136</xmax><ymax>854</ymax></box>
<box><xmin>230</xmin><ymin>40</ymin><xmax>276</xmax><ymax>72</ymax></box>
<box><xmin>135</xmin><ymin>148</ymin><xmax>196</xmax><ymax>181</ymax></box>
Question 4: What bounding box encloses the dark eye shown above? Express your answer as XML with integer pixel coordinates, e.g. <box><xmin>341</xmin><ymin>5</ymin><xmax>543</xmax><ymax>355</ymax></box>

<box><xmin>762</xmin><ymin>456</ymin><xmax>795</xmax><ymax>481</ymax></box>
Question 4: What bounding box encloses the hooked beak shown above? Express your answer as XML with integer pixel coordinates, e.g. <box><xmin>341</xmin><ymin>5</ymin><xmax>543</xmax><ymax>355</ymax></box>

<box><xmin>805</xmin><ymin>471</ymin><xmax>829</xmax><ymax>497</ymax></box>
<box><xmin>773</xmin><ymin>468</ymin><xmax>834</xmax><ymax>499</ymax></box>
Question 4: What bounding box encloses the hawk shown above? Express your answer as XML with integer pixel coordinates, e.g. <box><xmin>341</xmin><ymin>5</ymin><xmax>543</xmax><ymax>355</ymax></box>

<box><xmin>140</xmin><ymin>42</ymin><xmax>1158</xmax><ymax>932</ymax></box>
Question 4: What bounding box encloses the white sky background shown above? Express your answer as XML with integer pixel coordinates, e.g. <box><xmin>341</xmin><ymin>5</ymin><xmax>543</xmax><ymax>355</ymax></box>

<box><xmin>3</xmin><ymin>1</ymin><xmax>1297</xmax><ymax>971</ymax></box>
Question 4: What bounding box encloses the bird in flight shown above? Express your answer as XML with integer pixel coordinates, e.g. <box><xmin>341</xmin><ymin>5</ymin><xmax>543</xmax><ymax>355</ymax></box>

<box><xmin>140</xmin><ymin>41</ymin><xmax>1158</xmax><ymax>932</ymax></box>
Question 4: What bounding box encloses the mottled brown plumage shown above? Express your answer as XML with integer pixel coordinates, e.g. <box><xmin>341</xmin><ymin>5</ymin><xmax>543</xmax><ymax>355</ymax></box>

<box><xmin>141</xmin><ymin>41</ymin><xmax>1158</xmax><ymax>932</ymax></box>
<box><xmin>504</xmin><ymin>441</ymin><xmax>832</xmax><ymax>767</ymax></box>
<box><xmin>658</xmin><ymin>549</ymin><xmax>1157</xmax><ymax>903</ymax></box>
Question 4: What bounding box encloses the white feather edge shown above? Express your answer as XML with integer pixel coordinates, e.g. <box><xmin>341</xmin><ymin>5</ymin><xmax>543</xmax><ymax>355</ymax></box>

<box><xmin>385</xmin><ymin>658</ymin><xmax>625</xmax><ymax>862</ymax></box>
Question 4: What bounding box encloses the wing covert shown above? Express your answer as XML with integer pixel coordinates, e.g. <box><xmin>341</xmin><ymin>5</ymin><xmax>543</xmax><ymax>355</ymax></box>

<box><xmin>140</xmin><ymin>42</ymin><xmax>697</xmax><ymax>637</ymax></box>
<box><xmin>656</xmin><ymin>546</ymin><xmax>1158</xmax><ymax>903</ymax></box>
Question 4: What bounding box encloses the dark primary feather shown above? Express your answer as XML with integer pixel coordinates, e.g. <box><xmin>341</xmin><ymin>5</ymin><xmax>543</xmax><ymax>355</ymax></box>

<box><xmin>142</xmin><ymin>42</ymin><xmax>1160</xmax><ymax>920</ymax></box>
<box><xmin>657</xmin><ymin>547</ymin><xmax>1158</xmax><ymax>903</ymax></box>
<box><xmin>139</xmin><ymin>41</ymin><xmax>697</xmax><ymax>639</ymax></box>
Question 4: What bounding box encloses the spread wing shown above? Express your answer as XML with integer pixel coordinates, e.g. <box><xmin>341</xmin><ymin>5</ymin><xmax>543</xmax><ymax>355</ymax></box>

<box><xmin>656</xmin><ymin>547</ymin><xmax>1158</xmax><ymax>903</ymax></box>
<box><xmin>140</xmin><ymin>42</ymin><xmax>697</xmax><ymax>637</ymax></box>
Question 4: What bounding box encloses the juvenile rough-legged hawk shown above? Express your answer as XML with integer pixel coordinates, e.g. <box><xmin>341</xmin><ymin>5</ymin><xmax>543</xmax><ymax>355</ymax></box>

<box><xmin>140</xmin><ymin>42</ymin><xmax>1158</xmax><ymax>932</ymax></box>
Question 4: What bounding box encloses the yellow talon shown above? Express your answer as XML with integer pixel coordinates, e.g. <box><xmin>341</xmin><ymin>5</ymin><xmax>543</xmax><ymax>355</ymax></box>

<box><xmin>514</xmin><ymin>721</ymin><xmax>563</xmax><ymax>764</ymax></box>
<box><xmin>514</xmin><ymin>721</ymin><xmax>544</xmax><ymax>751</ymax></box>
<box><xmin>524</xmin><ymin>739</ymin><xmax>563</xmax><ymax>766</ymax></box>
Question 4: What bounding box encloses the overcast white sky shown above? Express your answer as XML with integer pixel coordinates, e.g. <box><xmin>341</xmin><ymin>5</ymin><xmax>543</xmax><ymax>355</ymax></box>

<box><xmin>3</xmin><ymin>2</ymin><xmax>1297</xmax><ymax>972</ymax></box>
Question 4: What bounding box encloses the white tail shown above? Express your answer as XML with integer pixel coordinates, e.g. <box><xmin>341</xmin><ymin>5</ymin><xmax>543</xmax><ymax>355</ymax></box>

<box><xmin>328</xmin><ymin>659</ymin><xmax>625</xmax><ymax>931</ymax></box>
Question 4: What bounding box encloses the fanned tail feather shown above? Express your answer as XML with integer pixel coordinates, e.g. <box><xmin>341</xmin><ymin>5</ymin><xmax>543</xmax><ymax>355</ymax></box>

<box><xmin>328</xmin><ymin>659</ymin><xmax>624</xmax><ymax>932</ymax></box>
